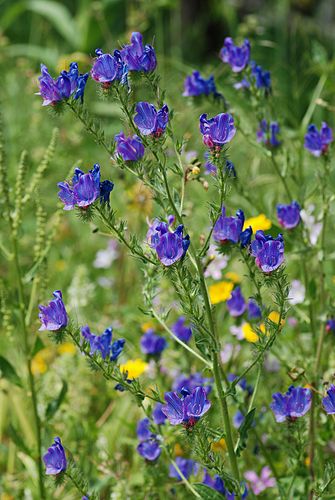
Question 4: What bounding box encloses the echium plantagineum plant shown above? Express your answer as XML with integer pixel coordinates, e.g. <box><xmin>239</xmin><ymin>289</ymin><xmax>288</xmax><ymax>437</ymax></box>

<box><xmin>2</xmin><ymin>26</ymin><xmax>335</xmax><ymax>500</ymax></box>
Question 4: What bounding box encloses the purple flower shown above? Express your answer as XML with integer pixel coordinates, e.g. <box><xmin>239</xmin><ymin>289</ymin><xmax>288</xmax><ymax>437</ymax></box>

<box><xmin>183</xmin><ymin>71</ymin><xmax>220</xmax><ymax>98</ymax></box>
<box><xmin>114</xmin><ymin>132</ymin><xmax>145</xmax><ymax>161</ymax></box>
<box><xmin>247</xmin><ymin>299</ymin><xmax>262</xmax><ymax>320</ymax></box>
<box><xmin>245</xmin><ymin>466</ymin><xmax>276</xmax><ymax>495</ymax></box>
<box><xmin>220</xmin><ymin>37</ymin><xmax>251</xmax><ymax>72</ymax></box>
<box><xmin>171</xmin><ymin>317</ymin><xmax>192</xmax><ymax>343</ymax></box>
<box><xmin>227</xmin><ymin>287</ymin><xmax>247</xmax><ymax>317</ymax></box>
<box><xmin>233</xmin><ymin>410</ymin><xmax>245</xmax><ymax>428</ymax></box>
<box><xmin>162</xmin><ymin>386</ymin><xmax>211</xmax><ymax>427</ymax></box>
<box><xmin>37</xmin><ymin>63</ymin><xmax>88</xmax><ymax>106</ymax></box>
<box><xmin>322</xmin><ymin>385</ymin><xmax>335</xmax><ymax>414</ymax></box>
<box><xmin>120</xmin><ymin>32</ymin><xmax>157</xmax><ymax>72</ymax></box>
<box><xmin>203</xmin><ymin>470</ymin><xmax>225</xmax><ymax>495</ymax></box>
<box><xmin>213</xmin><ymin>206</ymin><xmax>252</xmax><ymax>247</ymax></box>
<box><xmin>134</xmin><ymin>102</ymin><xmax>169</xmax><ymax>137</ymax></box>
<box><xmin>251</xmin><ymin>231</ymin><xmax>284</xmax><ymax>273</ymax></box>
<box><xmin>43</xmin><ymin>437</ymin><xmax>67</xmax><ymax>475</ymax></box>
<box><xmin>204</xmin><ymin>155</ymin><xmax>236</xmax><ymax>178</ymax></box>
<box><xmin>326</xmin><ymin>319</ymin><xmax>335</xmax><ymax>333</ymax></box>
<box><xmin>140</xmin><ymin>329</ymin><xmax>167</xmax><ymax>356</ymax></box>
<box><xmin>200</xmin><ymin>113</ymin><xmax>236</xmax><ymax>148</ymax></box>
<box><xmin>234</xmin><ymin>78</ymin><xmax>250</xmax><ymax>90</ymax></box>
<box><xmin>81</xmin><ymin>325</ymin><xmax>125</xmax><ymax>361</ymax></box>
<box><xmin>137</xmin><ymin>438</ymin><xmax>161</xmax><ymax>461</ymax></box>
<box><xmin>57</xmin><ymin>164</ymin><xmax>114</xmax><ymax>210</ymax></box>
<box><xmin>149</xmin><ymin>222</ymin><xmax>190</xmax><ymax>266</ymax></box>
<box><xmin>38</xmin><ymin>290</ymin><xmax>68</xmax><ymax>331</ymax></box>
<box><xmin>137</xmin><ymin>418</ymin><xmax>152</xmax><ymax>441</ymax></box>
<box><xmin>251</xmin><ymin>62</ymin><xmax>271</xmax><ymax>92</ymax></box>
<box><xmin>91</xmin><ymin>49</ymin><xmax>126</xmax><ymax>86</ymax></box>
<box><xmin>169</xmin><ymin>457</ymin><xmax>198</xmax><ymax>480</ymax></box>
<box><xmin>173</xmin><ymin>373</ymin><xmax>212</xmax><ymax>396</ymax></box>
<box><xmin>270</xmin><ymin>386</ymin><xmax>312</xmax><ymax>422</ymax></box>
<box><xmin>152</xmin><ymin>403</ymin><xmax>167</xmax><ymax>425</ymax></box>
<box><xmin>304</xmin><ymin>122</ymin><xmax>333</xmax><ymax>157</ymax></box>
<box><xmin>257</xmin><ymin>120</ymin><xmax>281</xmax><ymax>147</ymax></box>
<box><xmin>276</xmin><ymin>201</ymin><xmax>301</xmax><ymax>229</ymax></box>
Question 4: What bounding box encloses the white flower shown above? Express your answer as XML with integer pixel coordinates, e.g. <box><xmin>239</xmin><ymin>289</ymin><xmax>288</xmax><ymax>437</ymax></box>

<box><xmin>288</xmin><ymin>279</ymin><xmax>305</xmax><ymax>305</ymax></box>
<box><xmin>94</xmin><ymin>240</ymin><xmax>119</xmax><ymax>268</ymax></box>
<box><xmin>300</xmin><ymin>204</ymin><xmax>322</xmax><ymax>246</ymax></box>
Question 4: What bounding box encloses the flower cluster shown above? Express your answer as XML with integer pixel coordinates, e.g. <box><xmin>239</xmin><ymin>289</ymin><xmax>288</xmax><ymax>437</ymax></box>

<box><xmin>251</xmin><ymin>231</ymin><xmax>284</xmax><ymax>273</ymax></box>
<box><xmin>183</xmin><ymin>70</ymin><xmax>220</xmax><ymax>98</ymax></box>
<box><xmin>114</xmin><ymin>132</ymin><xmax>145</xmax><ymax>162</ymax></box>
<box><xmin>162</xmin><ymin>387</ymin><xmax>211</xmax><ymax>427</ymax></box>
<box><xmin>57</xmin><ymin>164</ymin><xmax>114</xmax><ymax>210</ymax></box>
<box><xmin>81</xmin><ymin>325</ymin><xmax>125</xmax><ymax>361</ymax></box>
<box><xmin>148</xmin><ymin>219</ymin><xmax>190</xmax><ymax>266</ymax></box>
<box><xmin>276</xmin><ymin>201</ymin><xmax>301</xmax><ymax>229</ymax></box>
<box><xmin>213</xmin><ymin>206</ymin><xmax>252</xmax><ymax>247</ymax></box>
<box><xmin>304</xmin><ymin>122</ymin><xmax>333</xmax><ymax>157</ymax></box>
<box><xmin>257</xmin><ymin>120</ymin><xmax>281</xmax><ymax>147</ymax></box>
<box><xmin>136</xmin><ymin>418</ymin><xmax>161</xmax><ymax>461</ymax></box>
<box><xmin>134</xmin><ymin>102</ymin><xmax>169</xmax><ymax>137</ymax></box>
<box><xmin>270</xmin><ymin>386</ymin><xmax>312</xmax><ymax>422</ymax></box>
<box><xmin>39</xmin><ymin>290</ymin><xmax>68</xmax><ymax>331</ymax></box>
<box><xmin>43</xmin><ymin>437</ymin><xmax>67</xmax><ymax>475</ymax></box>
<box><xmin>220</xmin><ymin>38</ymin><xmax>251</xmax><ymax>72</ymax></box>
<box><xmin>37</xmin><ymin>63</ymin><xmax>89</xmax><ymax>106</ymax></box>
<box><xmin>140</xmin><ymin>329</ymin><xmax>167</xmax><ymax>356</ymax></box>
<box><xmin>200</xmin><ymin>113</ymin><xmax>236</xmax><ymax>148</ymax></box>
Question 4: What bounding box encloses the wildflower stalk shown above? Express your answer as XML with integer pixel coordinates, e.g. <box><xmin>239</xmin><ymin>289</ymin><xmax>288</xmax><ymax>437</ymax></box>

<box><xmin>64</xmin><ymin>471</ymin><xmax>87</xmax><ymax>496</ymax></box>
<box><xmin>10</xmin><ymin>235</ymin><xmax>45</xmax><ymax>499</ymax></box>
<box><xmin>168</xmin><ymin>456</ymin><xmax>201</xmax><ymax>498</ymax></box>
<box><xmin>151</xmin><ymin>309</ymin><xmax>212</xmax><ymax>368</ymax></box>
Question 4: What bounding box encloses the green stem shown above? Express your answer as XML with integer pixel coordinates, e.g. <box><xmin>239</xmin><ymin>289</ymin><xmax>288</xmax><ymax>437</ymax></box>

<box><xmin>168</xmin><ymin>458</ymin><xmax>201</xmax><ymax>498</ymax></box>
<box><xmin>65</xmin><ymin>471</ymin><xmax>87</xmax><ymax>496</ymax></box>
<box><xmin>151</xmin><ymin>309</ymin><xmax>212</xmax><ymax>369</ymax></box>
<box><xmin>10</xmin><ymin>236</ymin><xmax>45</xmax><ymax>499</ymax></box>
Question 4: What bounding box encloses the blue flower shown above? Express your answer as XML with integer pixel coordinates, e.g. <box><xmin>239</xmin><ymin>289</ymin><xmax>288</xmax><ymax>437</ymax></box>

<box><xmin>270</xmin><ymin>386</ymin><xmax>312</xmax><ymax>422</ymax></box>
<box><xmin>220</xmin><ymin>38</ymin><xmax>251</xmax><ymax>72</ymax></box>
<box><xmin>200</xmin><ymin>113</ymin><xmax>236</xmax><ymax>148</ymax></box>
<box><xmin>162</xmin><ymin>386</ymin><xmax>211</xmax><ymax>427</ymax></box>
<box><xmin>140</xmin><ymin>329</ymin><xmax>167</xmax><ymax>356</ymax></box>
<box><xmin>58</xmin><ymin>164</ymin><xmax>114</xmax><ymax>210</ymax></box>
<box><xmin>250</xmin><ymin>61</ymin><xmax>271</xmax><ymax>91</ymax></box>
<box><xmin>322</xmin><ymin>385</ymin><xmax>335</xmax><ymax>414</ymax></box>
<box><xmin>304</xmin><ymin>122</ymin><xmax>333</xmax><ymax>157</ymax></box>
<box><xmin>171</xmin><ymin>316</ymin><xmax>192</xmax><ymax>343</ymax></box>
<box><xmin>183</xmin><ymin>71</ymin><xmax>220</xmax><ymax>98</ymax></box>
<box><xmin>91</xmin><ymin>49</ymin><xmax>126</xmax><ymax>87</ymax></box>
<box><xmin>247</xmin><ymin>299</ymin><xmax>262</xmax><ymax>320</ymax></box>
<box><xmin>38</xmin><ymin>290</ymin><xmax>68</xmax><ymax>331</ymax></box>
<box><xmin>251</xmin><ymin>231</ymin><xmax>284</xmax><ymax>273</ymax></box>
<box><xmin>204</xmin><ymin>154</ymin><xmax>237</xmax><ymax>177</ymax></box>
<box><xmin>81</xmin><ymin>325</ymin><xmax>125</xmax><ymax>361</ymax></box>
<box><xmin>227</xmin><ymin>287</ymin><xmax>247</xmax><ymax>317</ymax></box>
<box><xmin>120</xmin><ymin>32</ymin><xmax>157</xmax><ymax>72</ymax></box>
<box><xmin>43</xmin><ymin>437</ymin><xmax>67</xmax><ymax>475</ymax></box>
<box><xmin>257</xmin><ymin>120</ymin><xmax>281</xmax><ymax>147</ymax></box>
<box><xmin>213</xmin><ymin>206</ymin><xmax>252</xmax><ymax>247</ymax></box>
<box><xmin>134</xmin><ymin>102</ymin><xmax>169</xmax><ymax>137</ymax></box>
<box><xmin>137</xmin><ymin>438</ymin><xmax>161</xmax><ymax>461</ymax></box>
<box><xmin>276</xmin><ymin>201</ymin><xmax>301</xmax><ymax>230</ymax></box>
<box><xmin>152</xmin><ymin>403</ymin><xmax>167</xmax><ymax>425</ymax></box>
<box><xmin>169</xmin><ymin>457</ymin><xmax>199</xmax><ymax>480</ymax></box>
<box><xmin>173</xmin><ymin>373</ymin><xmax>212</xmax><ymax>396</ymax></box>
<box><xmin>37</xmin><ymin>63</ymin><xmax>88</xmax><ymax>106</ymax></box>
<box><xmin>149</xmin><ymin>222</ymin><xmax>190</xmax><ymax>266</ymax></box>
<box><xmin>326</xmin><ymin>319</ymin><xmax>335</xmax><ymax>333</ymax></box>
<box><xmin>114</xmin><ymin>132</ymin><xmax>145</xmax><ymax>161</ymax></box>
<box><xmin>137</xmin><ymin>418</ymin><xmax>152</xmax><ymax>441</ymax></box>
<box><xmin>233</xmin><ymin>410</ymin><xmax>245</xmax><ymax>428</ymax></box>
<box><xmin>203</xmin><ymin>469</ymin><xmax>225</xmax><ymax>495</ymax></box>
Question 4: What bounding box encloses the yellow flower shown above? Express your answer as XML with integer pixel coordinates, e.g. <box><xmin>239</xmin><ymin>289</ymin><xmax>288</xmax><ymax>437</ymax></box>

<box><xmin>57</xmin><ymin>53</ymin><xmax>91</xmax><ymax>72</ymax></box>
<box><xmin>57</xmin><ymin>342</ymin><xmax>76</xmax><ymax>355</ymax></box>
<box><xmin>244</xmin><ymin>214</ymin><xmax>272</xmax><ymax>232</ymax></box>
<box><xmin>209</xmin><ymin>281</ymin><xmax>234</xmax><ymax>304</ymax></box>
<box><xmin>211</xmin><ymin>438</ymin><xmax>227</xmax><ymax>453</ymax></box>
<box><xmin>174</xmin><ymin>443</ymin><xmax>184</xmax><ymax>456</ymax></box>
<box><xmin>120</xmin><ymin>359</ymin><xmax>148</xmax><ymax>379</ymax></box>
<box><xmin>31</xmin><ymin>348</ymin><xmax>54</xmax><ymax>375</ymax></box>
<box><xmin>141</xmin><ymin>321</ymin><xmax>155</xmax><ymax>332</ymax></box>
<box><xmin>305</xmin><ymin>456</ymin><xmax>311</xmax><ymax>467</ymax></box>
<box><xmin>268</xmin><ymin>311</ymin><xmax>285</xmax><ymax>328</ymax></box>
<box><xmin>242</xmin><ymin>323</ymin><xmax>259</xmax><ymax>343</ymax></box>
<box><xmin>127</xmin><ymin>182</ymin><xmax>152</xmax><ymax>215</ymax></box>
<box><xmin>224</xmin><ymin>272</ymin><xmax>241</xmax><ymax>283</ymax></box>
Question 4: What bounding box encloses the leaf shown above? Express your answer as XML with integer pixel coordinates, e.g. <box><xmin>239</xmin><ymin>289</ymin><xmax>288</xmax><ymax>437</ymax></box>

<box><xmin>193</xmin><ymin>483</ymin><xmax>225</xmax><ymax>499</ymax></box>
<box><xmin>31</xmin><ymin>336</ymin><xmax>45</xmax><ymax>357</ymax></box>
<box><xmin>45</xmin><ymin>380</ymin><xmax>68</xmax><ymax>420</ymax></box>
<box><xmin>236</xmin><ymin>407</ymin><xmax>256</xmax><ymax>456</ymax></box>
<box><xmin>0</xmin><ymin>356</ymin><xmax>23</xmax><ymax>388</ymax></box>
<box><xmin>27</xmin><ymin>0</ymin><xmax>78</xmax><ymax>49</ymax></box>
<box><xmin>7</xmin><ymin>424</ymin><xmax>31</xmax><ymax>455</ymax></box>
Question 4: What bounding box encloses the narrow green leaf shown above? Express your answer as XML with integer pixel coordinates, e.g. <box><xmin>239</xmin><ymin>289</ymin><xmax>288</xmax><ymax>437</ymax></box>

<box><xmin>0</xmin><ymin>356</ymin><xmax>23</xmax><ymax>388</ymax></box>
<box><xmin>45</xmin><ymin>380</ymin><xmax>68</xmax><ymax>420</ymax></box>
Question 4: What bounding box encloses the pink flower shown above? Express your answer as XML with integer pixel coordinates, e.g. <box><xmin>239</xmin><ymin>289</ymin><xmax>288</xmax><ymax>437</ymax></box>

<box><xmin>244</xmin><ymin>466</ymin><xmax>276</xmax><ymax>495</ymax></box>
